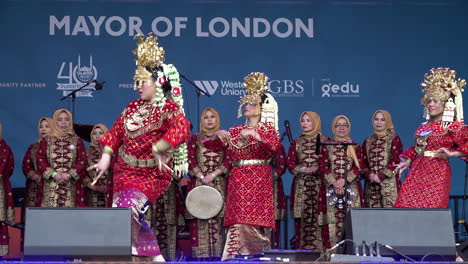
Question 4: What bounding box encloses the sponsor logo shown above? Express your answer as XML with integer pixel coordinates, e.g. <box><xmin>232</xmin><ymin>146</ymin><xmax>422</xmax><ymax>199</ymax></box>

<box><xmin>56</xmin><ymin>54</ymin><xmax>99</xmax><ymax>97</ymax></box>
<box><xmin>320</xmin><ymin>78</ymin><xmax>360</xmax><ymax>98</ymax></box>
<box><xmin>194</xmin><ymin>79</ymin><xmax>305</xmax><ymax>97</ymax></box>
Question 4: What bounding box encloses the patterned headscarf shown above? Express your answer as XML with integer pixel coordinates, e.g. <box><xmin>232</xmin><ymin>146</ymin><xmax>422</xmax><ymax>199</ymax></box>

<box><xmin>37</xmin><ymin>117</ymin><xmax>54</xmax><ymax>142</ymax></box>
<box><xmin>331</xmin><ymin>115</ymin><xmax>360</xmax><ymax>169</ymax></box>
<box><xmin>90</xmin><ymin>124</ymin><xmax>109</xmax><ymax>147</ymax></box>
<box><xmin>301</xmin><ymin>111</ymin><xmax>321</xmax><ymax>137</ymax></box>
<box><xmin>200</xmin><ymin>107</ymin><xmax>220</xmax><ymax>134</ymax></box>
<box><xmin>52</xmin><ymin>109</ymin><xmax>75</xmax><ymax>138</ymax></box>
<box><xmin>372</xmin><ymin>110</ymin><xmax>395</xmax><ymax>137</ymax></box>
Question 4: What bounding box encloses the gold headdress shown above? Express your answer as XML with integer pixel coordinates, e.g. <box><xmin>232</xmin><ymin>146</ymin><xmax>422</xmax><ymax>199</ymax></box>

<box><xmin>238</xmin><ymin>72</ymin><xmax>269</xmax><ymax>118</ymax></box>
<box><xmin>238</xmin><ymin>72</ymin><xmax>278</xmax><ymax>130</ymax></box>
<box><xmin>421</xmin><ymin>67</ymin><xmax>466</xmax><ymax>126</ymax></box>
<box><xmin>132</xmin><ymin>33</ymin><xmax>188</xmax><ymax>177</ymax></box>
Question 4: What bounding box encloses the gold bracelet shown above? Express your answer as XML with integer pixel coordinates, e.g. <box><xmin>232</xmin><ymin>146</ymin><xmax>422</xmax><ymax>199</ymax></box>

<box><xmin>103</xmin><ymin>146</ymin><xmax>113</xmax><ymax>155</ymax></box>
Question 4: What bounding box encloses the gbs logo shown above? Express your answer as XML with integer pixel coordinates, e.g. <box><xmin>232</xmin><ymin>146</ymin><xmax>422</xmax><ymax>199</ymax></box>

<box><xmin>268</xmin><ymin>80</ymin><xmax>304</xmax><ymax>96</ymax></box>
<box><xmin>321</xmin><ymin>79</ymin><xmax>359</xmax><ymax>98</ymax></box>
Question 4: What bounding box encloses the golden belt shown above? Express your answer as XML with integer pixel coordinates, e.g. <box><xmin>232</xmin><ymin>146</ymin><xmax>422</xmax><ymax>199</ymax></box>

<box><xmin>120</xmin><ymin>150</ymin><xmax>158</xmax><ymax>168</ymax></box>
<box><xmin>232</xmin><ymin>159</ymin><xmax>269</xmax><ymax>167</ymax></box>
<box><xmin>423</xmin><ymin>150</ymin><xmax>448</xmax><ymax>160</ymax></box>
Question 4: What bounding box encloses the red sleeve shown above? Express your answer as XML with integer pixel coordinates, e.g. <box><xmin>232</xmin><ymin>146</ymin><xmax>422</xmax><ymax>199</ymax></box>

<box><xmin>69</xmin><ymin>138</ymin><xmax>88</xmax><ymax>181</ymax></box>
<box><xmin>0</xmin><ymin>140</ymin><xmax>14</xmax><ymax>177</ymax></box>
<box><xmin>348</xmin><ymin>145</ymin><xmax>364</xmax><ymax>182</ymax></box>
<box><xmin>286</xmin><ymin>139</ymin><xmax>299</xmax><ymax>174</ymax></box>
<box><xmin>361</xmin><ymin>139</ymin><xmax>371</xmax><ymax>180</ymax></box>
<box><xmin>36</xmin><ymin>138</ymin><xmax>55</xmax><ymax>179</ymax></box>
<box><xmin>22</xmin><ymin>144</ymin><xmax>36</xmax><ymax>179</ymax></box>
<box><xmin>100</xmin><ymin>114</ymin><xmax>125</xmax><ymax>153</ymax></box>
<box><xmin>187</xmin><ymin>134</ymin><xmax>200</xmax><ymax>177</ymax></box>
<box><xmin>273</xmin><ymin>144</ymin><xmax>287</xmax><ymax>178</ymax></box>
<box><xmin>161</xmin><ymin>113</ymin><xmax>191</xmax><ymax>148</ymax></box>
<box><xmin>401</xmin><ymin>146</ymin><xmax>417</xmax><ymax>161</ymax></box>
<box><xmin>454</xmin><ymin>125</ymin><xmax>468</xmax><ymax>155</ymax></box>
<box><xmin>377</xmin><ymin>135</ymin><xmax>403</xmax><ymax>181</ymax></box>
<box><xmin>257</xmin><ymin>125</ymin><xmax>280</xmax><ymax>153</ymax></box>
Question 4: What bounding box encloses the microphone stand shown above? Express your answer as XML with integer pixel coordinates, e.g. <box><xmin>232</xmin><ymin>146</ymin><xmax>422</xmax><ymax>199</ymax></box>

<box><xmin>320</xmin><ymin>142</ymin><xmax>358</xmax><ymax>209</ymax></box>
<box><xmin>179</xmin><ymin>73</ymin><xmax>210</xmax><ymax>132</ymax></box>
<box><xmin>60</xmin><ymin>80</ymin><xmax>97</xmax><ymax>119</ymax></box>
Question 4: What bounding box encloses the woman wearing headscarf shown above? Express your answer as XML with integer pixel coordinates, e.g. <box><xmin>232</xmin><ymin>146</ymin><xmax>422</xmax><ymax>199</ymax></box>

<box><xmin>318</xmin><ymin>115</ymin><xmax>364</xmax><ymax>247</ymax></box>
<box><xmin>287</xmin><ymin>111</ymin><xmax>330</xmax><ymax>252</ymax></box>
<box><xmin>0</xmin><ymin>123</ymin><xmax>15</xmax><ymax>256</ymax></box>
<box><xmin>22</xmin><ymin>117</ymin><xmax>54</xmax><ymax>208</ymax></box>
<box><xmin>186</xmin><ymin>107</ymin><xmax>228</xmax><ymax>261</ymax></box>
<box><xmin>85</xmin><ymin>124</ymin><xmax>110</xmax><ymax>207</ymax></box>
<box><xmin>204</xmin><ymin>72</ymin><xmax>281</xmax><ymax>260</ymax></box>
<box><xmin>394</xmin><ymin>68</ymin><xmax>468</xmax><ymax>208</ymax></box>
<box><xmin>362</xmin><ymin>110</ymin><xmax>402</xmax><ymax>208</ymax></box>
<box><xmin>36</xmin><ymin>109</ymin><xmax>87</xmax><ymax>207</ymax></box>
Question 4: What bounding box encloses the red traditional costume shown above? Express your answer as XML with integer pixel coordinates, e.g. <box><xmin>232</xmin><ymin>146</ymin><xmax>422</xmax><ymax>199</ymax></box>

<box><xmin>394</xmin><ymin>121</ymin><xmax>468</xmax><ymax>208</ymax></box>
<box><xmin>145</xmin><ymin>180</ymin><xmax>185</xmax><ymax>260</ymax></box>
<box><xmin>97</xmin><ymin>34</ymin><xmax>191</xmax><ymax>260</ymax></box>
<box><xmin>395</xmin><ymin>68</ymin><xmax>468</xmax><ymax>208</ymax></box>
<box><xmin>0</xmin><ymin>132</ymin><xmax>15</xmax><ymax>257</ymax></box>
<box><xmin>206</xmin><ymin>72</ymin><xmax>281</xmax><ymax>260</ymax></box>
<box><xmin>287</xmin><ymin>112</ymin><xmax>329</xmax><ymax>252</ymax></box>
<box><xmin>22</xmin><ymin>118</ymin><xmax>53</xmax><ymax>208</ymax></box>
<box><xmin>270</xmin><ymin>144</ymin><xmax>286</xmax><ymax>249</ymax></box>
<box><xmin>36</xmin><ymin>109</ymin><xmax>87</xmax><ymax>207</ymax></box>
<box><xmin>85</xmin><ymin>124</ymin><xmax>110</xmax><ymax>207</ymax></box>
<box><xmin>318</xmin><ymin>115</ymin><xmax>364</xmax><ymax>247</ymax></box>
<box><xmin>187</xmin><ymin>108</ymin><xmax>229</xmax><ymax>260</ymax></box>
<box><xmin>362</xmin><ymin>110</ymin><xmax>402</xmax><ymax>207</ymax></box>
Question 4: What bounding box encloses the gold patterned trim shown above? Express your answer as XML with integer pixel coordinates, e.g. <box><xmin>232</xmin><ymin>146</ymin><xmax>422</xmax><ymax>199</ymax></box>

<box><xmin>119</xmin><ymin>149</ymin><xmax>158</xmax><ymax>168</ymax></box>
<box><xmin>232</xmin><ymin>159</ymin><xmax>269</xmax><ymax>167</ymax></box>
<box><xmin>43</xmin><ymin>167</ymin><xmax>55</xmax><ymax>180</ymax></box>
<box><xmin>324</xmin><ymin>172</ymin><xmax>335</xmax><ymax>186</ymax></box>
<box><xmin>423</xmin><ymin>150</ymin><xmax>448</xmax><ymax>160</ymax></box>
<box><xmin>124</xmin><ymin>106</ymin><xmax>183</xmax><ymax>139</ymax></box>
<box><xmin>69</xmin><ymin>168</ymin><xmax>79</xmax><ymax>181</ymax></box>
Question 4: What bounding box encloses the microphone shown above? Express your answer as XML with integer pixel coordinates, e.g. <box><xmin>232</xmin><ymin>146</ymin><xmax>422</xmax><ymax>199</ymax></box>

<box><xmin>93</xmin><ymin>80</ymin><xmax>106</xmax><ymax>90</ymax></box>
<box><xmin>315</xmin><ymin>133</ymin><xmax>321</xmax><ymax>155</ymax></box>
<box><xmin>284</xmin><ymin>120</ymin><xmax>293</xmax><ymax>143</ymax></box>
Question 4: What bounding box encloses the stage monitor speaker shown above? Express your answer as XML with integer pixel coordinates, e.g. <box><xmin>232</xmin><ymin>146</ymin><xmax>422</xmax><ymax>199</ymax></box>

<box><xmin>263</xmin><ymin>249</ymin><xmax>321</xmax><ymax>262</ymax></box>
<box><xmin>24</xmin><ymin>207</ymin><xmax>131</xmax><ymax>260</ymax></box>
<box><xmin>341</xmin><ymin>208</ymin><xmax>456</xmax><ymax>261</ymax></box>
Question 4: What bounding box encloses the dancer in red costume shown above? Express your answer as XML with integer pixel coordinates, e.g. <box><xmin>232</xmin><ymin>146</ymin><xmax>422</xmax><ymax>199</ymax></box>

<box><xmin>90</xmin><ymin>34</ymin><xmax>191</xmax><ymax>261</ymax></box>
<box><xmin>204</xmin><ymin>73</ymin><xmax>280</xmax><ymax>260</ymax></box>
<box><xmin>395</xmin><ymin>68</ymin><xmax>468</xmax><ymax>208</ymax></box>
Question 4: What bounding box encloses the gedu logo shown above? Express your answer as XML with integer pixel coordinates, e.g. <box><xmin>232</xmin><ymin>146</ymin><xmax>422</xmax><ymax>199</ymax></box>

<box><xmin>321</xmin><ymin>78</ymin><xmax>360</xmax><ymax>98</ymax></box>
<box><xmin>56</xmin><ymin>55</ymin><xmax>99</xmax><ymax>97</ymax></box>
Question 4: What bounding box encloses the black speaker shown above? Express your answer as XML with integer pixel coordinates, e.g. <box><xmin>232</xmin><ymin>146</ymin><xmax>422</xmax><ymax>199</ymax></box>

<box><xmin>24</xmin><ymin>207</ymin><xmax>131</xmax><ymax>260</ymax></box>
<box><xmin>341</xmin><ymin>208</ymin><xmax>456</xmax><ymax>261</ymax></box>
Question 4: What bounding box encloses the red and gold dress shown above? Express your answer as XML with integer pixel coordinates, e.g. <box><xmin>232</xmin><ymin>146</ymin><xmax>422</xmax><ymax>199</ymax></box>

<box><xmin>318</xmin><ymin>142</ymin><xmax>364</xmax><ymax>247</ymax></box>
<box><xmin>187</xmin><ymin>132</ymin><xmax>229</xmax><ymax>259</ymax></box>
<box><xmin>395</xmin><ymin>121</ymin><xmax>468</xmax><ymax>208</ymax></box>
<box><xmin>205</xmin><ymin>122</ymin><xmax>280</xmax><ymax>259</ymax></box>
<box><xmin>36</xmin><ymin>134</ymin><xmax>87</xmax><ymax>207</ymax></box>
<box><xmin>0</xmin><ymin>139</ymin><xmax>14</xmax><ymax>256</ymax></box>
<box><xmin>287</xmin><ymin>134</ymin><xmax>330</xmax><ymax>252</ymax></box>
<box><xmin>362</xmin><ymin>133</ymin><xmax>402</xmax><ymax>207</ymax></box>
<box><xmin>145</xmin><ymin>180</ymin><xmax>185</xmax><ymax>261</ymax></box>
<box><xmin>22</xmin><ymin>142</ymin><xmax>41</xmax><ymax>208</ymax></box>
<box><xmin>85</xmin><ymin>145</ymin><xmax>110</xmax><ymax>207</ymax></box>
<box><xmin>100</xmin><ymin>98</ymin><xmax>191</xmax><ymax>204</ymax></box>
<box><xmin>270</xmin><ymin>144</ymin><xmax>287</xmax><ymax>249</ymax></box>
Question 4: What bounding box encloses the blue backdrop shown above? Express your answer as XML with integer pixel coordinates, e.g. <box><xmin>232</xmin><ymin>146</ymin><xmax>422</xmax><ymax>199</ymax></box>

<box><xmin>1</xmin><ymin>0</ymin><xmax>468</xmax><ymax>244</ymax></box>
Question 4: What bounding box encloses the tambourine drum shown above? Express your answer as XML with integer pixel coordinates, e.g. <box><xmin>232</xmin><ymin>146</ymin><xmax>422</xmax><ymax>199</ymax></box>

<box><xmin>186</xmin><ymin>185</ymin><xmax>223</xmax><ymax>219</ymax></box>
